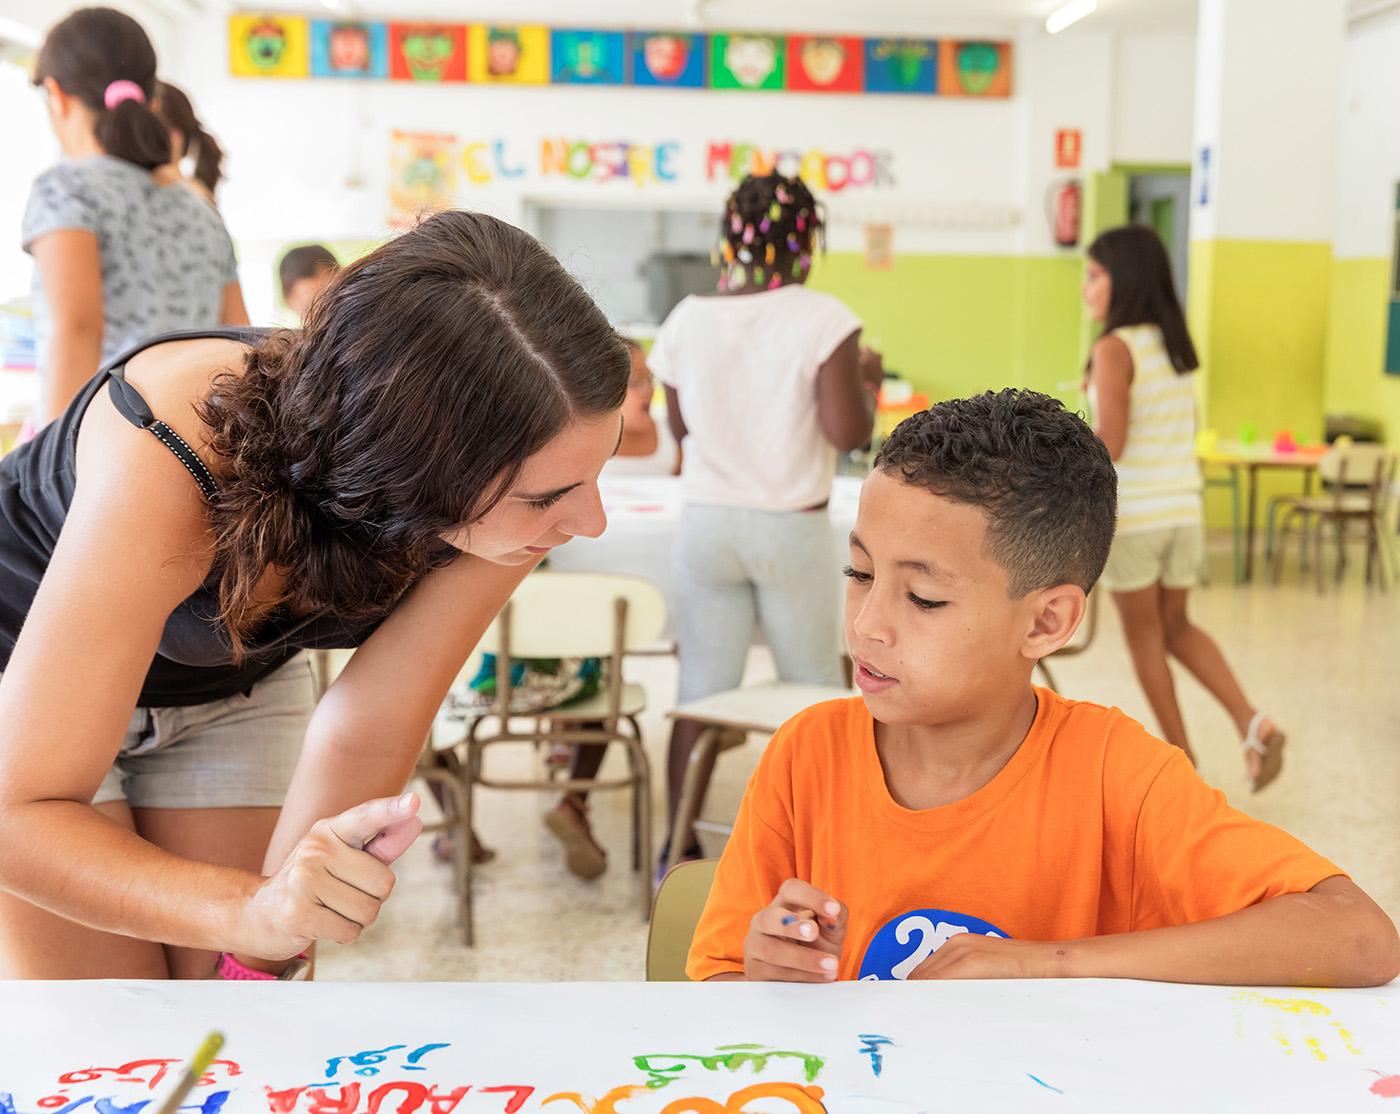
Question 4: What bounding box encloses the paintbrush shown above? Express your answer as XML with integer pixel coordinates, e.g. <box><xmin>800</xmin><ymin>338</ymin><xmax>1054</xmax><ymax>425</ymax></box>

<box><xmin>154</xmin><ymin>1032</ymin><xmax>224</xmax><ymax>1114</ymax></box>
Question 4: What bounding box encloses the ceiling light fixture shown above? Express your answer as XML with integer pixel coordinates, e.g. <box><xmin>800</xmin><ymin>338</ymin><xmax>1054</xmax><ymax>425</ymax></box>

<box><xmin>1045</xmin><ymin>0</ymin><xmax>1098</xmax><ymax>34</ymax></box>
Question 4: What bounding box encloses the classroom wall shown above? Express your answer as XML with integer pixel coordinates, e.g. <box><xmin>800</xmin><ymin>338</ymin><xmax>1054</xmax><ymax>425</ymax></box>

<box><xmin>1325</xmin><ymin>7</ymin><xmax>1400</xmax><ymax>441</ymax></box>
<box><xmin>160</xmin><ymin>12</ymin><xmax>1199</xmax><ymax>405</ymax></box>
<box><xmin>1110</xmin><ymin>33</ymin><xmax>1195</xmax><ymax>167</ymax></box>
<box><xmin>1187</xmin><ymin>0</ymin><xmax>1343</xmax><ymax>453</ymax></box>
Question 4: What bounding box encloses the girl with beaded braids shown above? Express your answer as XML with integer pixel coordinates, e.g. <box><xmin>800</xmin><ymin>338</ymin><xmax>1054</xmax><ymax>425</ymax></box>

<box><xmin>714</xmin><ymin>173</ymin><xmax>821</xmax><ymax>292</ymax></box>
<box><xmin>645</xmin><ymin>172</ymin><xmax>884</xmax><ymax>875</ymax></box>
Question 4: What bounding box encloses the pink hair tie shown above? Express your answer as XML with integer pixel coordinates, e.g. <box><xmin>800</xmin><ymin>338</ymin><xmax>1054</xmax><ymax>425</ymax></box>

<box><xmin>103</xmin><ymin>80</ymin><xmax>146</xmax><ymax>110</ymax></box>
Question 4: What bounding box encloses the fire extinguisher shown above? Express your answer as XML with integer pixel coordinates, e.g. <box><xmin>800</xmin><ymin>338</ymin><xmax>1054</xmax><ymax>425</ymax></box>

<box><xmin>1050</xmin><ymin>178</ymin><xmax>1081</xmax><ymax>247</ymax></box>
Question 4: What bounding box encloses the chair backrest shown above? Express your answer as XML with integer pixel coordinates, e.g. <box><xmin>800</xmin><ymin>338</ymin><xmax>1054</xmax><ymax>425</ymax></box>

<box><xmin>647</xmin><ymin>858</ymin><xmax>719</xmax><ymax>981</ymax></box>
<box><xmin>477</xmin><ymin>572</ymin><xmax>667</xmax><ymax>659</ymax></box>
<box><xmin>1319</xmin><ymin>442</ymin><xmax>1393</xmax><ymax>492</ymax></box>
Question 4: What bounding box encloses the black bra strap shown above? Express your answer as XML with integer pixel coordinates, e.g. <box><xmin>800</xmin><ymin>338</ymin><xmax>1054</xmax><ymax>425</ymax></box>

<box><xmin>107</xmin><ymin>376</ymin><xmax>219</xmax><ymax>502</ymax></box>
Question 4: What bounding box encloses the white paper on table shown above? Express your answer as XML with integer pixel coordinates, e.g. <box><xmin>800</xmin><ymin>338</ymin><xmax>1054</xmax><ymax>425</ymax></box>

<box><xmin>2</xmin><ymin>979</ymin><xmax>1398</xmax><ymax>1113</ymax></box>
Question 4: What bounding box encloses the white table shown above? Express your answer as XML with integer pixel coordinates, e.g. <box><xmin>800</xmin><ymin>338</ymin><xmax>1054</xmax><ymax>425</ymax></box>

<box><xmin>549</xmin><ymin>475</ymin><xmax>862</xmax><ymax>640</ymax></box>
<box><xmin>2</xmin><ymin>979</ymin><xmax>1397</xmax><ymax>1112</ymax></box>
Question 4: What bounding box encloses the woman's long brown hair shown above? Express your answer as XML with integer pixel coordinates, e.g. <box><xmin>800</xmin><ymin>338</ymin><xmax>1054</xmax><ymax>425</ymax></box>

<box><xmin>198</xmin><ymin>209</ymin><xmax>629</xmax><ymax>658</ymax></box>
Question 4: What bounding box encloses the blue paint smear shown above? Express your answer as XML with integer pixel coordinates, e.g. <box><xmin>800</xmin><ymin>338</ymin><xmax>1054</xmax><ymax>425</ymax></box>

<box><xmin>1027</xmin><ymin>1073</ymin><xmax>1064</xmax><ymax>1095</ymax></box>
<box><xmin>858</xmin><ymin>1034</ymin><xmax>895</xmax><ymax>1077</ymax></box>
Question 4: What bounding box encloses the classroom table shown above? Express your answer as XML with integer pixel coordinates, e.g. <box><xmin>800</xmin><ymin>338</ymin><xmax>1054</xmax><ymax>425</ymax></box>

<box><xmin>549</xmin><ymin>474</ymin><xmax>862</xmax><ymax>641</ymax></box>
<box><xmin>3</xmin><ymin>978</ymin><xmax>1398</xmax><ymax>1112</ymax></box>
<box><xmin>1198</xmin><ymin>442</ymin><xmax>1324</xmax><ymax>582</ymax></box>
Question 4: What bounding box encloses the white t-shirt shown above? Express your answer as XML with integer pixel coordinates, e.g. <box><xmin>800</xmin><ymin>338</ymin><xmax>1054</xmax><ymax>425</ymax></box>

<box><xmin>648</xmin><ymin>285</ymin><xmax>861</xmax><ymax>511</ymax></box>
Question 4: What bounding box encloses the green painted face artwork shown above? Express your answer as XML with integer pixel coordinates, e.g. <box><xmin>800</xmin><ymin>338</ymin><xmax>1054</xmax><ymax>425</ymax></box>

<box><xmin>247</xmin><ymin>21</ymin><xmax>287</xmax><ymax>69</ymax></box>
<box><xmin>403</xmin><ymin>30</ymin><xmax>454</xmax><ymax>80</ymax></box>
<box><xmin>956</xmin><ymin>42</ymin><xmax>1001</xmax><ymax>94</ymax></box>
<box><xmin>886</xmin><ymin>42</ymin><xmax>931</xmax><ymax>88</ymax></box>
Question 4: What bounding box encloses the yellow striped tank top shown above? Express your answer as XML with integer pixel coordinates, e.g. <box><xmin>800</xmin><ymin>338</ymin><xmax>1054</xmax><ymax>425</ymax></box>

<box><xmin>1104</xmin><ymin>323</ymin><xmax>1202</xmax><ymax>535</ymax></box>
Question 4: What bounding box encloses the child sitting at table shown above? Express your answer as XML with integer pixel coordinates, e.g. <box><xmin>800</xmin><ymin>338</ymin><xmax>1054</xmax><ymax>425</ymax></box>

<box><xmin>688</xmin><ymin>390</ymin><xmax>1399</xmax><ymax>986</ymax></box>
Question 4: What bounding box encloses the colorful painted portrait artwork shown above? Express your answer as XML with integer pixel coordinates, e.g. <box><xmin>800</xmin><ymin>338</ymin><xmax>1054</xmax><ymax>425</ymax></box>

<box><xmin>863</xmin><ymin>38</ymin><xmax>937</xmax><ymax>94</ymax></box>
<box><xmin>629</xmin><ymin>31</ymin><xmax>706</xmax><ymax>87</ymax></box>
<box><xmin>310</xmin><ymin>20</ymin><xmax>388</xmax><ymax>79</ymax></box>
<box><xmin>229</xmin><ymin>13</ymin><xmax>309</xmax><ymax>78</ymax></box>
<box><xmin>786</xmin><ymin>36</ymin><xmax>863</xmax><ymax>93</ymax></box>
<box><xmin>466</xmin><ymin>24</ymin><xmax>550</xmax><ymax>84</ymax></box>
<box><xmin>938</xmin><ymin>40</ymin><xmax>1013</xmax><ymax>97</ymax></box>
<box><xmin>710</xmin><ymin>33</ymin><xmax>785</xmax><ymax>91</ymax></box>
<box><xmin>550</xmin><ymin>29</ymin><xmax>626</xmax><ymax>84</ymax></box>
<box><xmin>389</xmin><ymin>23</ymin><xmax>467</xmax><ymax>82</ymax></box>
<box><xmin>388</xmin><ymin>130</ymin><xmax>457</xmax><ymax>226</ymax></box>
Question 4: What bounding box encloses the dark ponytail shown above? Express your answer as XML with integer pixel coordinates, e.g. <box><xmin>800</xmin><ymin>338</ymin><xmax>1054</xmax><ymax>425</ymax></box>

<box><xmin>33</xmin><ymin>7</ymin><xmax>171</xmax><ymax>171</ymax></box>
<box><xmin>156</xmin><ymin>81</ymin><xmax>225</xmax><ymax>195</ymax></box>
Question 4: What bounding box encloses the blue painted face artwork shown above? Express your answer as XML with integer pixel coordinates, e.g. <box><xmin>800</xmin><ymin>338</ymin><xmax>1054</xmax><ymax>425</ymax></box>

<box><xmin>859</xmin><ymin>908</ymin><xmax>1011</xmax><ymax>981</ymax></box>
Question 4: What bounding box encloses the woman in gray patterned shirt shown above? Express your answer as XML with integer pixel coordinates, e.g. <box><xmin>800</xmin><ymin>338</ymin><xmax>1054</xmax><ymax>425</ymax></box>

<box><xmin>23</xmin><ymin>7</ymin><xmax>248</xmax><ymax>427</ymax></box>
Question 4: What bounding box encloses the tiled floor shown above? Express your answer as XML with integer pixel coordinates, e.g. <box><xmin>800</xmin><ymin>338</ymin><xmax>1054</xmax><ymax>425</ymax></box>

<box><xmin>319</xmin><ymin>539</ymin><xmax>1400</xmax><ymax>981</ymax></box>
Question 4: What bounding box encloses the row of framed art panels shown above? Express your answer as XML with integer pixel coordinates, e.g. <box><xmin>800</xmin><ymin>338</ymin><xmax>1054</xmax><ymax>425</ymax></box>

<box><xmin>229</xmin><ymin>15</ymin><xmax>1013</xmax><ymax>98</ymax></box>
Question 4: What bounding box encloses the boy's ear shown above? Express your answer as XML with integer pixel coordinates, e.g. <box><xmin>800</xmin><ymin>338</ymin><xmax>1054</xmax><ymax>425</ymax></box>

<box><xmin>1021</xmin><ymin>583</ymin><xmax>1086</xmax><ymax>661</ymax></box>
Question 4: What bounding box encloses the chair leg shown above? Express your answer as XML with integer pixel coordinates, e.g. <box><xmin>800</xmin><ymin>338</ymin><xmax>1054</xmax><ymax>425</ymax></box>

<box><xmin>1377</xmin><ymin>519</ymin><xmax>1397</xmax><ymax>590</ymax></box>
<box><xmin>626</xmin><ymin>715</ymin><xmax>644</xmax><ymax>873</ymax></box>
<box><xmin>613</xmin><ymin>733</ymin><xmax>654</xmax><ymax>921</ymax></box>
<box><xmin>1264</xmin><ymin>498</ymin><xmax>1281</xmax><ymax>560</ymax></box>
<box><xmin>667</xmin><ymin>725</ymin><xmax>720</xmax><ymax>877</ymax></box>
<box><xmin>1272</xmin><ymin>511</ymin><xmax>1295</xmax><ymax>585</ymax></box>
<box><xmin>1315</xmin><ymin>516</ymin><xmax>1327</xmax><ymax>594</ymax></box>
<box><xmin>460</xmin><ymin>744</ymin><xmax>477</xmax><ymax>947</ymax></box>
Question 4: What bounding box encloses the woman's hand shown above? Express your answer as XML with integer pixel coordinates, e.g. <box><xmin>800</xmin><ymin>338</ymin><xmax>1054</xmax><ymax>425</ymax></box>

<box><xmin>234</xmin><ymin>793</ymin><xmax>422</xmax><ymax>961</ymax></box>
<box><xmin>742</xmin><ymin>878</ymin><xmax>848</xmax><ymax>982</ymax></box>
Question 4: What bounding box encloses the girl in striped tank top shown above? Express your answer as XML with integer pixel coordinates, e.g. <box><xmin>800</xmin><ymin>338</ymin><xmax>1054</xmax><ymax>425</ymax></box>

<box><xmin>1084</xmin><ymin>225</ymin><xmax>1284</xmax><ymax>792</ymax></box>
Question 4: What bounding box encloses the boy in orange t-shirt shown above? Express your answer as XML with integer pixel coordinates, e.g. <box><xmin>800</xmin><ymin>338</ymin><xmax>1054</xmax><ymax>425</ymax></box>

<box><xmin>688</xmin><ymin>390</ymin><xmax>1399</xmax><ymax>987</ymax></box>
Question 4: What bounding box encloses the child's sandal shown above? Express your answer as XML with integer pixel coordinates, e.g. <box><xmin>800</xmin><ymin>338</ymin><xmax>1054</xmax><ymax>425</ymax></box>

<box><xmin>1241</xmin><ymin>712</ymin><xmax>1286</xmax><ymax>793</ymax></box>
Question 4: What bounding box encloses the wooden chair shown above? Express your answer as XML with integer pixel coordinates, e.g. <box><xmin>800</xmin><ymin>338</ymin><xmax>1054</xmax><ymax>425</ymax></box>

<box><xmin>433</xmin><ymin>572</ymin><xmax>666</xmax><ymax>945</ymax></box>
<box><xmin>1270</xmin><ymin>444</ymin><xmax>1396</xmax><ymax>591</ymax></box>
<box><xmin>647</xmin><ymin>858</ymin><xmax>719</xmax><ymax>981</ymax></box>
<box><xmin>665</xmin><ymin>681</ymin><xmax>854</xmax><ymax>876</ymax></box>
<box><xmin>1033</xmin><ymin>590</ymin><xmax>1098</xmax><ymax>692</ymax></box>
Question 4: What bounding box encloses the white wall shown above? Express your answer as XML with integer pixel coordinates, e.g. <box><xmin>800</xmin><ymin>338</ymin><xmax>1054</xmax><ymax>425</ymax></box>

<box><xmin>1111</xmin><ymin>32</ymin><xmax>1195</xmax><ymax>166</ymax></box>
<box><xmin>1190</xmin><ymin>0</ymin><xmax>1344</xmax><ymax>243</ymax></box>
<box><xmin>1334</xmin><ymin>6</ymin><xmax>1400</xmax><ymax>259</ymax></box>
<box><xmin>164</xmin><ymin>11</ymin><xmax>1202</xmax><ymax>321</ymax></box>
<box><xmin>0</xmin><ymin>4</ymin><xmax>1202</xmax><ymax>321</ymax></box>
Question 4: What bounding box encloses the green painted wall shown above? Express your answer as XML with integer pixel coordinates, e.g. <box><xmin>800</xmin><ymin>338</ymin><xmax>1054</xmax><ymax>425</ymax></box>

<box><xmin>808</xmin><ymin>251</ymin><xmax>1085</xmax><ymax>410</ymax></box>
<box><xmin>1187</xmin><ymin>239</ymin><xmax>1335</xmax><ymax>524</ymax></box>
<box><xmin>1187</xmin><ymin>239</ymin><xmax>1332</xmax><ymax>443</ymax></box>
<box><xmin>1324</xmin><ymin>256</ymin><xmax>1400</xmax><ymax>441</ymax></box>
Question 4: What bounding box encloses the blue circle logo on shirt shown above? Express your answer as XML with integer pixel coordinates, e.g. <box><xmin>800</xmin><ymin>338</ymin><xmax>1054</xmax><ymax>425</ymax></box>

<box><xmin>858</xmin><ymin>908</ymin><xmax>1012</xmax><ymax>981</ymax></box>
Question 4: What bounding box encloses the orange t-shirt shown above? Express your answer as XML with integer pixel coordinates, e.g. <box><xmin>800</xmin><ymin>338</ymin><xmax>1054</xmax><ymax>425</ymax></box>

<box><xmin>687</xmin><ymin>689</ymin><xmax>1341</xmax><ymax>982</ymax></box>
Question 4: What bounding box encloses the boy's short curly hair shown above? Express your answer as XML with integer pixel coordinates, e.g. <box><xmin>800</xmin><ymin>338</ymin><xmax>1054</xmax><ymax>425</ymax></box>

<box><xmin>875</xmin><ymin>389</ymin><xmax>1118</xmax><ymax>596</ymax></box>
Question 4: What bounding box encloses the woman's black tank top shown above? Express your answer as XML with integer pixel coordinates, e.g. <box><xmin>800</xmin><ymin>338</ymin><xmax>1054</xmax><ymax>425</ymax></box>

<box><xmin>0</xmin><ymin>328</ymin><xmax>387</xmax><ymax>707</ymax></box>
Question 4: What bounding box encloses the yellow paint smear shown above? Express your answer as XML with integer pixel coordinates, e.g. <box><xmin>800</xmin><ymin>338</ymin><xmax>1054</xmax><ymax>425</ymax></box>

<box><xmin>1233</xmin><ymin>991</ymin><xmax>1331</xmax><ymax>1017</ymax></box>
<box><xmin>1330</xmin><ymin>1022</ymin><xmax>1363</xmax><ymax>1056</ymax></box>
<box><xmin>1305</xmin><ymin>1037</ymin><xmax>1327</xmax><ymax>1061</ymax></box>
